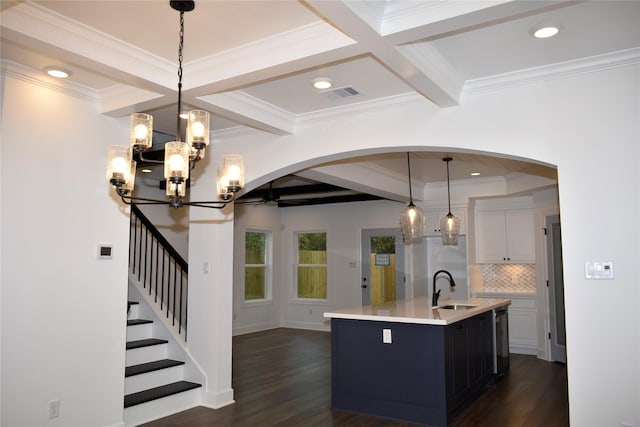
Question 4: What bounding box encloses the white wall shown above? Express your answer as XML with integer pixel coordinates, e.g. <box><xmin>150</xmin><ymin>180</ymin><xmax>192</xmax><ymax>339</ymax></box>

<box><xmin>1</xmin><ymin>59</ymin><xmax>637</xmax><ymax>427</ymax></box>
<box><xmin>1</xmin><ymin>70</ymin><xmax>130</xmax><ymax>426</ymax></box>
<box><xmin>211</xmin><ymin>64</ymin><xmax>639</xmax><ymax>426</ymax></box>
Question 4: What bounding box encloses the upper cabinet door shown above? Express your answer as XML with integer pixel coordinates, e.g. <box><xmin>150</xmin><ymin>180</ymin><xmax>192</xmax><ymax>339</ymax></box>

<box><xmin>475</xmin><ymin>210</ymin><xmax>508</xmax><ymax>262</ymax></box>
<box><xmin>504</xmin><ymin>209</ymin><xmax>535</xmax><ymax>262</ymax></box>
<box><xmin>475</xmin><ymin>208</ymin><xmax>534</xmax><ymax>263</ymax></box>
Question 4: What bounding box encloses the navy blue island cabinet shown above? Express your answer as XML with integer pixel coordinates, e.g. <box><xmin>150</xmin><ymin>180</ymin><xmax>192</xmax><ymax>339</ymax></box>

<box><xmin>330</xmin><ymin>312</ymin><xmax>494</xmax><ymax>426</ymax></box>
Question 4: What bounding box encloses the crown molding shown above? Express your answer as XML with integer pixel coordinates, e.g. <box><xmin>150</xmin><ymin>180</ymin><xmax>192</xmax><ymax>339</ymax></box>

<box><xmin>296</xmin><ymin>91</ymin><xmax>424</xmax><ymax>126</ymax></box>
<box><xmin>464</xmin><ymin>47</ymin><xmax>640</xmax><ymax>94</ymax></box>
<box><xmin>1</xmin><ymin>60</ymin><xmax>100</xmax><ymax>103</ymax></box>
<box><xmin>2</xmin><ymin>1</ymin><xmax>176</xmax><ymax>89</ymax></box>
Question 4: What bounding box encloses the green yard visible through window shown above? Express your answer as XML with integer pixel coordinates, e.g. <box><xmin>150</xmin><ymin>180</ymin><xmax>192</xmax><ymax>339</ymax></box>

<box><xmin>296</xmin><ymin>232</ymin><xmax>327</xmax><ymax>299</ymax></box>
<box><xmin>245</xmin><ymin>231</ymin><xmax>270</xmax><ymax>301</ymax></box>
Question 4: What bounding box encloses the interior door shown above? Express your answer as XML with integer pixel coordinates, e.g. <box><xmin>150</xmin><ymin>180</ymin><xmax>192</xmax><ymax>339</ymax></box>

<box><xmin>361</xmin><ymin>229</ymin><xmax>405</xmax><ymax>306</ymax></box>
<box><xmin>546</xmin><ymin>215</ymin><xmax>567</xmax><ymax>363</ymax></box>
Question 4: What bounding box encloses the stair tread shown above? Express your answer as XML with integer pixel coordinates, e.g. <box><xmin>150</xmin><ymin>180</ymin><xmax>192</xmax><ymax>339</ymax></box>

<box><xmin>124</xmin><ymin>381</ymin><xmax>202</xmax><ymax>408</ymax></box>
<box><xmin>127</xmin><ymin>318</ymin><xmax>153</xmax><ymax>326</ymax></box>
<box><xmin>126</xmin><ymin>338</ymin><xmax>168</xmax><ymax>350</ymax></box>
<box><xmin>125</xmin><ymin>359</ymin><xmax>185</xmax><ymax>377</ymax></box>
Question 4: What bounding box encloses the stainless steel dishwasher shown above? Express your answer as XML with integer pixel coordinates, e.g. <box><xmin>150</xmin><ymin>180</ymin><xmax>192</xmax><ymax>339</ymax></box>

<box><xmin>494</xmin><ymin>307</ymin><xmax>510</xmax><ymax>377</ymax></box>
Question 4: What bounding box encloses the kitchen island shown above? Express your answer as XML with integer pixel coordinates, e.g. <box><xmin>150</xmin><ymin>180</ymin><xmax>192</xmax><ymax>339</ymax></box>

<box><xmin>324</xmin><ymin>296</ymin><xmax>510</xmax><ymax>426</ymax></box>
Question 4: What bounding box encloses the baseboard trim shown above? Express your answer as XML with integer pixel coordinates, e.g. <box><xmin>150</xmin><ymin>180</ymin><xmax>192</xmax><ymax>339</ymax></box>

<box><xmin>204</xmin><ymin>388</ymin><xmax>235</xmax><ymax>409</ymax></box>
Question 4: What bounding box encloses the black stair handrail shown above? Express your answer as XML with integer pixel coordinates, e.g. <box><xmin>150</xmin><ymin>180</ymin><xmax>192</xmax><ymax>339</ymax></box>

<box><xmin>129</xmin><ymin>204</ymin><xmax>188</xmax><ymax>341</ymax></box>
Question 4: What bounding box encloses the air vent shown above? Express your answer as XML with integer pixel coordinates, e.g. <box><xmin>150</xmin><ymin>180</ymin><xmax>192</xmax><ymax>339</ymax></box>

<box><xmin>322</xmin><ymin>86</ymin><xmax>361</xmax><ymax>101</ymax></box>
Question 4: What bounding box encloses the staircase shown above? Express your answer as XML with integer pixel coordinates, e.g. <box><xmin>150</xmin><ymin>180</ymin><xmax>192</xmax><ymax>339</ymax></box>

<box><xmin>123</xmin><ymin>300</ymin><xmax>202</xmax><ymax>426</ymax></box>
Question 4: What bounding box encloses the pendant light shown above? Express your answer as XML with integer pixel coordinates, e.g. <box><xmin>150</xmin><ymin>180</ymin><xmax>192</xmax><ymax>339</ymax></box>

<box><xmin>106</xmin><ymin>1</ymin><xmax>244</xmax><ymax>209</ymax></box>
<box><xmin>440</xmin><ymin>157</ymin><xmax>461</xmax><ymax>245</ymax></box>
<box><xmin>400</xmin><ymin>152</ymin><xmax>425</xmax><ymax>243</ymax></box>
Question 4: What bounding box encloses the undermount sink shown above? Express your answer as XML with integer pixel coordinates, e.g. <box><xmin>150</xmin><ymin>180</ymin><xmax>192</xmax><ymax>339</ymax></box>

<box><xmin>436</xmin><ymin>304</ymin><xmax>478</xmax><ymax>310</ymax></box>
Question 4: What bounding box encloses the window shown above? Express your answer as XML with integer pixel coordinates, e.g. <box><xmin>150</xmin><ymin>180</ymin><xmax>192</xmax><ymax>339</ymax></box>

<box><xmin>245</xmin><ymin>230</ymin><xmax>271</xmax><ymax>301</ymax></box>
<box><xmin>296</xmin><ymin>231</ymin><xmax>327</xmax><ymax>299</ymax></box>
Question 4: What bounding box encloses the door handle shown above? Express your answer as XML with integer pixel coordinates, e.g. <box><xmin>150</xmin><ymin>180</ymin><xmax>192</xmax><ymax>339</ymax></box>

<box><xmin>362</xmin><ymin>277</ymin><xmax>367</xmax><ymax>288</ymax></box>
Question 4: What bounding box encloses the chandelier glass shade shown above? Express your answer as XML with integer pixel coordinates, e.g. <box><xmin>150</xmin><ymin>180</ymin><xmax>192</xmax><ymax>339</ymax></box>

<box><xmin>440</xmin><ymin>157</ymin><xmax>461</xmax><ymax>245</ymax></box>
<box><xmin>399</xmin><ymin>152</ymin><xmax>425</xmax><ymax>243</ymax></box>
<box><xmin>106</xmin><ymin>1</ymin><xmax>244</xmax><ymax>209</ymax></box>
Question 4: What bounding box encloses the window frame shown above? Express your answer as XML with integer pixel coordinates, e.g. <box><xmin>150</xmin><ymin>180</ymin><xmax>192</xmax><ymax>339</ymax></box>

<box><xmin>294</xmin><ymin>230</ymin><xmax>328</xmax><ymax>301</ymax></box>
<box><xmin>243</xmin><ymin>229</ymin><xmax>273</xmax><ymax>303</ymax></box>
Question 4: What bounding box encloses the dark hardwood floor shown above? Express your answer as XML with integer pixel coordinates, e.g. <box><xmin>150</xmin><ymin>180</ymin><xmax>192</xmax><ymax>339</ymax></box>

<box><xmin>141</xmin><ymin>328</ymin><xmax>568</xmax><ymax>427</ymax></box>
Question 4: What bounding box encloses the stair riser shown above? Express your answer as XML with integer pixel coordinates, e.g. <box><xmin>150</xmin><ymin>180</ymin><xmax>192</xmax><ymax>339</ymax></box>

<box><xmin>128</xmin><ymin>304</ymin><xmax>140</xmax><ymax>319</ymax></box>
<box><xmin>123</xmin><ymin>387</ymin><xmax>201</xmax><ymax>427</ymax></box>
<box><xmin>126</xmin><ymin>344</ymin><xmax>168</xmax><ymax>367</ymax></box>
<box><xmin>125</xmin><ymin>366</ymin><xmax>185</xmax><ymax>395</ymax></box>
<box><xmin>126</xmin><ymin>323</ymin><xmax>153</xmax><ymax>341</ymax></box>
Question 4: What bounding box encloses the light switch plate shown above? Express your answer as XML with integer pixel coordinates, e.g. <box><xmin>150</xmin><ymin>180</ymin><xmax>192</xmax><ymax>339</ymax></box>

<box><xmin>585</xmin><ymin>261</ymin><xmax>614</xmax><ymax>279</ymax></box>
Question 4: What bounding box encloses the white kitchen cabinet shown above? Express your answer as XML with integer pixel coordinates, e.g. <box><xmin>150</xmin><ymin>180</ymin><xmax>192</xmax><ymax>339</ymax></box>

<box><xmin>508</xmin><ymin>297</ymin><xmax>538</xmax><ymax>355</ymax></box>
<box><xmin>424</xmin><ymin>207</ymin><xmax>467</xmax><ymax>237</ymax></box>
<box><xmin>475</xmin><ymin>208</ymin><xmax>534</xmax><ymax>263</ymax></box>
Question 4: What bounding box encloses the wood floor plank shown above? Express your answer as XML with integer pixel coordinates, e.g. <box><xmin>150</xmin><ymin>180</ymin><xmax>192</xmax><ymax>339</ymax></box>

<box><xmin>141</xmin><ymin>328</ymin><xmax>568</xmax><ymax>427</ymax></box>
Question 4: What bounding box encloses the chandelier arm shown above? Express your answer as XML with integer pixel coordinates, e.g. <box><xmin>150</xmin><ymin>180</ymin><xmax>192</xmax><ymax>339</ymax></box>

<box><xmin>137</xmin><ymin>151</ymin><xmax>164</xmax><ymax>164</ymax></box>
<box><xmin>183</xmin><ymin>191</ymin><xmax>239</xmax><ymax>208</ymax></box>
<box><xmin>118</xmin><ymin>194</ymin><xmax>178</xmax><ymax>205</ymax></box>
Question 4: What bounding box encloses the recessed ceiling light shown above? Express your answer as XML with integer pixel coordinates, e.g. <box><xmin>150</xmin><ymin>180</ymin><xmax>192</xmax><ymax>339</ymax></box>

<box><xmin>141</xmin><ymin>168</ymin><xmax>152</xmax><ymax>173</ymax></box>
<box><xmin>44</xmin><ymin>66</ymin><xmax>71</xmax><ymax>79</ymax></box>
<box><xmin>531</xmin><ymin>24</ymin><xmax>561</xmax><ymax>39</ymax></box>
<box><xmin>470</xmin><ymin>172</ymin><xmax>481</xmax><ymax>176</ymax></box>
<box><xmin>312</xmin><ymin>78</ymin><xmax>333</xmax><ymax>90</ymax></box>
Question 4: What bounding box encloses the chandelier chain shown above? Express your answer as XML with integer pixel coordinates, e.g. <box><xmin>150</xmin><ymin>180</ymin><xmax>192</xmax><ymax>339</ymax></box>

<box><xmin>176</xmin><ymin>10</ymin><xmax>185</xmax><ymax>141</ymax></box>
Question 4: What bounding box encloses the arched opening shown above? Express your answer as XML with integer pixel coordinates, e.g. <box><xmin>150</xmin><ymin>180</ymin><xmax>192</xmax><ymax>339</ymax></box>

<box><xmin>226</xmin><ymin>147</ymin><xmax>567</xmax><ymax>424</ymax></box>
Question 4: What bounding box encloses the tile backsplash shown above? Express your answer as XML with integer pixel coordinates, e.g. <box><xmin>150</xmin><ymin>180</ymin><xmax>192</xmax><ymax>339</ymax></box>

<box><xmin>475</xmin><ymin>263</ymin><xmax>537</xmax><ymax>293</ymax></box>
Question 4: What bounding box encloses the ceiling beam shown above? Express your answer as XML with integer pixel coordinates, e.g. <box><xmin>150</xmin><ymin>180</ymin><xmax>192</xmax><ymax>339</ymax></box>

<box><xmin>304</xmin><ymin>0</ymin><xmax>462</xmax><ymax>107</ymax></box>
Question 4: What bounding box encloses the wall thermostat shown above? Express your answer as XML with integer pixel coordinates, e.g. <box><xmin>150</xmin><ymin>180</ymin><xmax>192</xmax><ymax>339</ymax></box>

<box><xmin>98</xmin><ymin>244</ymin><xmax>113</xmax><ymax>259</ymax></box>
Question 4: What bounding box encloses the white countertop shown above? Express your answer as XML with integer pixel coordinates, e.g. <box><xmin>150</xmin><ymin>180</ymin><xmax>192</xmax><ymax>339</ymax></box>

<box><xmin>323</xmin><ymin>296</ymin><xmax>511</xmax><ymax>325</ymax></box>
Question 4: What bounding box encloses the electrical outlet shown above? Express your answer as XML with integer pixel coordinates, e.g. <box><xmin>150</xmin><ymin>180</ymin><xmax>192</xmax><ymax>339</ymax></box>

<box><xmin>48</xmin><ymin>400</ymin><xmax>60</xmax><ymax>419</ymax></box>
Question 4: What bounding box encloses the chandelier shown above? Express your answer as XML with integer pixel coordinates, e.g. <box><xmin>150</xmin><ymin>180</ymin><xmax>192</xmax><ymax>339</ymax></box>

<box><xmin>106</xmin><ymin>1</ymin><xmax>244</xmax><ymax>209</ymax></box>
<box><xmin>400</xmin><ymin>152</ymin><xmax>425</xmax><ymax>243</ymax></box>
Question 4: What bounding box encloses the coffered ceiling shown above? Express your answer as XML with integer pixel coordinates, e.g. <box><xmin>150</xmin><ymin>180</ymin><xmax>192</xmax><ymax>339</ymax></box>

<box><xmin>2</xmin><ymin>1</ymin><xmax>639</xmax><ymax>203</ymax></box>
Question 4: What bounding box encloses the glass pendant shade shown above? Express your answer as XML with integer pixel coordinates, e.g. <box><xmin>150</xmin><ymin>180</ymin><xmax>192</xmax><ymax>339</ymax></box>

<box><xmin>130</xmin><ymin>113</ymin><xmax>153</xmax><ymax>151</ymax></box>
<box><xmin>187</xmin><ymin>110</ymin><xmax>210</xmax><ymax>150</ymax></box>
<box><xmin>123</xmin><ymin>160</ymin><xmax>137</xmax><ymax>194</ymax></box>
<box><xmin>400</xmin><ymin>203</ymin><xmax>425</xmax><ymax>243</ymax></box>
<box><xmin>107</xmin><ymin>145</ymin><xmax>132</xmax><ymax>185</ymax></box>
<box><xmin>440</xmin><ymin>212</ymin><xmax>461</xmax><ymax>245</ymax></box>
<box><xmin>217</xmin><ymin>166</ymin><xmax>232</xmax><ymax>200</ymax></box>
<box><xmin>440</xmin><ymin>157</ymin><xmax>460</xmax><ymax>245</ymax></box>
<box><xmin>164</xmin><ymin>141</ymin><xmax>190</xmax><ymax>182</ymax></box>
<box><xmin>221</xmin><ymin>155</ymin><xmax>245</xmax><ymax>192</ymax></box>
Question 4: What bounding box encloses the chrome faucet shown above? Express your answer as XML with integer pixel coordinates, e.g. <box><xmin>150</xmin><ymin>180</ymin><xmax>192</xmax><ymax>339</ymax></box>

<box><xmin>432</xmin><ymin>270</ymin><xmax>456</xmax><ymax>307</ymax></box>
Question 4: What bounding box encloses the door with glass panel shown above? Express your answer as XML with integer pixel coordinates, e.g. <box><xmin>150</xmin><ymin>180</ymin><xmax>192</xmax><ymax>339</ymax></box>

<box><xmin>361</xmin><ymin>229</ymin><xmax>405</xmax><ymax>306</ymax></box>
